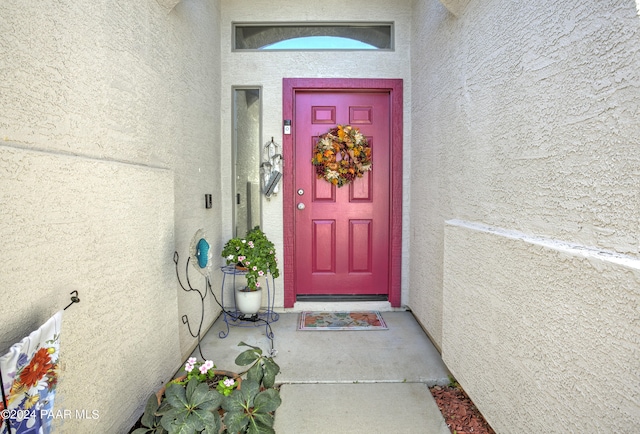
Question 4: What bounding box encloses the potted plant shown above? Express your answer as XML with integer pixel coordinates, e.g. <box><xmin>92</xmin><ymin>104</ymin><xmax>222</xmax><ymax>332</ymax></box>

<box><xmin>221</xmin><ymin>226</ymin><xmax>280</xmax><ymax>315</ymax></box>
<box><xmin>133</xmin><ymin>342</ymin><xmax>281</xmax><ymax>434</ymax></box>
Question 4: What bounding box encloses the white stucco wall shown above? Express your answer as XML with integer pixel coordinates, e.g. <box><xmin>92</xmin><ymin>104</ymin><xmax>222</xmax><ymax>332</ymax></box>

<box><xmin>220</xmin><ymin>0</ymin><xmax>414</xmax><ymax>308</ymax></box>
<box><xmin>0</xmin><ymin>1</ymin><xmax>222</xmax><ymax>432</ymax></box>
<box><xmin>411</xmin><ymin>0</ymin><xmax>639</xmax><ymax>431</ymax></box>
<box><xmin>443</xmin><ymin>221</ymin><xmax>640</xmax><ymax>432</ymax></box>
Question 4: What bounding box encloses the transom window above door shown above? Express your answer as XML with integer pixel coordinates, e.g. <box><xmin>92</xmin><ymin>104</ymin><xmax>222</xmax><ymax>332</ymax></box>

<box><xmin>233</xmin><ymin>23</ymin><xmax>394</xmax><ymax>51</ymax></box>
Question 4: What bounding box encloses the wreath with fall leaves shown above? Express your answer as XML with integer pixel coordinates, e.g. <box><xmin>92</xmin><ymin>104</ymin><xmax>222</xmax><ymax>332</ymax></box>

<box><xmin>311</xmin><ymin>125</ymin><xmax>372</xmax><ymax>187</ymax></box>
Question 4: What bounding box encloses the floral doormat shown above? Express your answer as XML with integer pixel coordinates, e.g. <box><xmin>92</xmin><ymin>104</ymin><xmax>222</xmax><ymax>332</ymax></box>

<box><xmin>298</xmin><ymin>311</ymin><xmax>388</xmax><ymax>331</ymax></box>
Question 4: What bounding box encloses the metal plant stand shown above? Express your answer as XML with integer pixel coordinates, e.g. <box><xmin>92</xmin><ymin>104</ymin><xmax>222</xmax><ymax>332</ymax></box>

<box><xmin>218</xmin><ymin>265</ymin><xmax>279</xmax><ymax>342</ymax></box>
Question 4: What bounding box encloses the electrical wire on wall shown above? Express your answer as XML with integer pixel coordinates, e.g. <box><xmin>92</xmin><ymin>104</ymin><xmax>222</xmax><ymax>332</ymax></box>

<box><xmin>174</xmin><ymin>233</ymin><xmax>276</xmax><ymax>361</ymax></box>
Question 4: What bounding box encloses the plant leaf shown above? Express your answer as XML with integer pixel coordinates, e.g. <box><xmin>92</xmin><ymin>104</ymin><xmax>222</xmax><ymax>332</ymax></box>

<box><xmin>224</xmin><ymin>409</ymin><xmax>249</xmax><ymax>434</ymax></box>
<box><xmin>253</xmin><ymin>388</ymin><xmax>282</xmax><ymax>414</ymax></box>
<box><xmin>248</xmin><ymin>412</ymin><xmax>276</xmax><ymax>434</ymax></box>
<box><xmin>131</xmin><ymin>429</ymin><xmax>151</xmax><ymax>434</ymax></box>
<box><xmin>157</xmin><ymin>398</ymin><xmax>172</xmax><ymax>415</ymax></box>
<box><xmin>235</xmin><ymin>348</ymin><xmax>260</xmax><ymax>366</ymax></box>
<box><xmin>160</xmin><ymin>407</ymin><xmax>188</xmax><ymax>432</ymax></box>
<box><xmin>201</xmin><ymin>411</ymin><xmax>221</xmax><ymax>434</ymax></box>
<box><xmin>262</xmin><ymin>359</ymin><xmax>280</xmax><ymax>389</ymax></box>
<box><xmin>246</xmin><ymin>362</ymin><xmax>264</xmax><ymax>385</ymax></box>
<box><xmin>241</xmin><ymin>379</ymin><xmax>260</xmax><ymax>408</ymax></box>
<box><xmin>140</xmin><ymin>393</ymin><xmax>160</xmax><ymax>428</ymax></box>
<box><xmin>222</xmin><ymin>390</ymin><xmax>244</xmax><ymax>413</ymax></box>
<box><xmin>164</xmin><ymin>383</ymin><xmax>188</xmax><ymax>409</ymax></box>
<box><xmin>190</xmin><ymin>408</ymin><xmax>219</xmax><ymax>433</ymax></box>
<box><xmin>190</xmin><ymin>382</ymin><xmax>222</xmax><ymax>411</ymax></box>
<box><xmin>223</xmin><ymin>379</ymin><xmax>260</xmax><ymax>412</ymax></box>
<box><xmin>238</xmin><ymin>341</ymin><xmax>261</xmax><ymax>352</ymax></box>
<box><xmin>184</xmin><ymin>377</ymin><xmax>200</xmax><ymax>402</ymax></box>
<box><xmin>168</xmin><ymin>417</ymin><xmax>198</xmax><ymax>434</ymax></box>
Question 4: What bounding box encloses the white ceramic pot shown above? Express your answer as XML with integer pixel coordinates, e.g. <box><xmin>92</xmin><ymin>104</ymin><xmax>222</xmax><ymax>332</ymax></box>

<box><xmin>235</xmin><ymin>287</ymin><xmax>262</xmax><ymax>315</ymax></box>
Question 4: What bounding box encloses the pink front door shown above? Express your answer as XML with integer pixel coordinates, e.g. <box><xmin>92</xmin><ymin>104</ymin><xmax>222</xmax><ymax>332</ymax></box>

<box><xmin>283</xmin><ymin>79</ymin><xmax>403</xmax><ymax>307</ymax></box>
<box><xmin>294</xmin><ymin>90</ymin><xmax>390</xmax><ymax>298</ymax></box>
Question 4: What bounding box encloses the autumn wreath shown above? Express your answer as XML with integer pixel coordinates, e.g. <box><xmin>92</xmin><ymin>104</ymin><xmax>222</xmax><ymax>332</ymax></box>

<box><xmin>311</xmin><ymin>125</ymin><xmax>372</xmax><ymax>187</ymax></box>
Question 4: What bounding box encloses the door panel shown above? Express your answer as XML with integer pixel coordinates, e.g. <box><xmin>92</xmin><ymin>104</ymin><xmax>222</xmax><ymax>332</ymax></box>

<box><xmin>312</xmin><ymin>220</ymin><xmax>335</xmax><ymax>273</ymax></box>
<box><xmin>294</xmin><ymin>91</ymin><xmax>390</xmax><ymax>297</ymax></box>
<box><xmin>349</xmin><ymin>220</ymin><xmax>372</xmax><ymax>272</ymax></box>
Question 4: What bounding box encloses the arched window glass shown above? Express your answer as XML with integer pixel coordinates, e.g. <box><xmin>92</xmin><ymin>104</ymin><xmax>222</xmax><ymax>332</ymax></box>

<box><xmin>264</xmin><ymin>36</ymin><xmax>376</xmax><ymax>50</ymax></box>
<box><xmin>234</xmin><ymin>23</ymin><xmax>393</xmax><ymax>51</ymax></box>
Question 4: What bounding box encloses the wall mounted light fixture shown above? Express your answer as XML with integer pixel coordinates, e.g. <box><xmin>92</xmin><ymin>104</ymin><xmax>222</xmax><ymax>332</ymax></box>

<box><xmin>261</xmin><ymin>137</ymin><xmax>282</xmax><ymax>199</ymax></box>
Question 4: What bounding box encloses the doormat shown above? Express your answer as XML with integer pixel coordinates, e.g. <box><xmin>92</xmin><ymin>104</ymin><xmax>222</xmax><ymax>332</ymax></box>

<box><xmin>298</xmin><ymin>311</ymin><xmax>388</xmax><ymax>331</ymax></box>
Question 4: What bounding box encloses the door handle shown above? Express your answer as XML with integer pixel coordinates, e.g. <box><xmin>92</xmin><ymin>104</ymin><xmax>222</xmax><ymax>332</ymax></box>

<box><xmin>297</xmin><ymin>203</ymin><xmax>305</xmax><ymax>210</ymax></box>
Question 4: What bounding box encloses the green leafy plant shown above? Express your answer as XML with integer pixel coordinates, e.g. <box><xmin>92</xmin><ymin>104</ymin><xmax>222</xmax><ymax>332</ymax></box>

<box><xmin>222</xmin><ymin>380</ymin><xmax>281</xmax><ymax>434</ymax></box>
<box><xmin>221</xmin><ymin>342</ymin><xmax>282</xmax><ymax>433</ymax></box>
<box><xmin>132</xmin><ymin>393</ymin><xmax>167</xmax><ymax>434</ymax></box>
<box><xmin>234</xmin><ymin>342</ymin><xmax>280</xmax><ymax>389</ymax></box>
<box><xmin>134</xmin><ymin>342</ymin><xmax>281</xmax><ymax>434</ymax></box>
<box><xmin>221</xmin><ymin>226</ymin><xmax>280</xmax><ymax>291</ymax></box>
<box><xmin>159</xmin><ymin>378</ymin><xmax>223</xmax><ymax>434</ymax></box>
<box><xmin>448</xmin><ymin>374</ymin><xmax>460</xmax><ymax>389</ymax></box>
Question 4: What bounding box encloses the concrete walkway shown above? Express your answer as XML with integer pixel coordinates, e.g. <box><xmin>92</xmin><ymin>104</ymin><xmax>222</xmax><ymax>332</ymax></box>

<box><xmin>194</xmin><ymin>311</ymin><xmax>451</xmax><ymax>433</ymax></box>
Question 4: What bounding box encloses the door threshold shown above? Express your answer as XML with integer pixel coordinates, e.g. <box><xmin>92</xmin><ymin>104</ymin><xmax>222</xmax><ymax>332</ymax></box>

<box><xmin>287</xmin><ymin>300</ymin><xmax>404</xmax><ymax>313</ymax></box>
<box><xmin>296</xmin><ymin>295</ymin><xmax>388</xmax><ymax>302</ymax></box>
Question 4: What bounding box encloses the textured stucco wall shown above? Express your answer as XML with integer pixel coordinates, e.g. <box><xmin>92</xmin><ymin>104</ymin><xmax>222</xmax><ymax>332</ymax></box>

<box><xmin>0</xmin><ymin>149</ymin><xmax>178</xmax><ymax>432</ymax></box>
<box><xmin>410</xmin><ymin>0</ymin><xmax>640</xmax><ymax>431</ymax></box>
<box><xmin>220</xmin><ymin>0</ymin><xmax>414</xmax><ymax>308</ymax></box>
<box><xmin>0</xmin><ymin>0</ymin><xmax>221</xmax><ymax>432</ymax></box>
<box><xmin>443</xmin><ymin>221</ymin><xmax>640</xmax><ymax>432</ymax></box>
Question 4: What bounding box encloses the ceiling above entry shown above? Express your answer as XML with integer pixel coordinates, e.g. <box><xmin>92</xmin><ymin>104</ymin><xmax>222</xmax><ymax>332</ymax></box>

<box><xmin>156</xmin><ymin>0</ymin><xmax>181</xmax><ymax>13</ymax></box>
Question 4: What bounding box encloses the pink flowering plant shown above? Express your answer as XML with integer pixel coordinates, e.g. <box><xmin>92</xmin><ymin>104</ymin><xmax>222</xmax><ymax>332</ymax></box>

<box><xmin>216</xmin><ymin>377</ymin><xmax>236</xmax><ymax>397</ymax></box>
<box><xmin>134</xmin><ymin>342</ymin><xmax>281</xmax><ymax>434</ymax></box>
<box><xmin>221</xmin><ymin>226</ymin><xmax>280</xmax><ymax>291</ymax></box>
<box><xmin>179</xmin><ymin>357</ymin><xmax>238</xmax><ymax>397</ymax></box>
<box><xmin>182</xmin><ymin>357</ymin><xmax>216</xmax><ymax>382</ymax></box>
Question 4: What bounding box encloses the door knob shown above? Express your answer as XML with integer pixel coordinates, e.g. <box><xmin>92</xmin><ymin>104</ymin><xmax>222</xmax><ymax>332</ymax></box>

<box><xmin>297</xmin><ymin>203</ymin><xmax>305</xmax><ymax>210</ymax></box>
